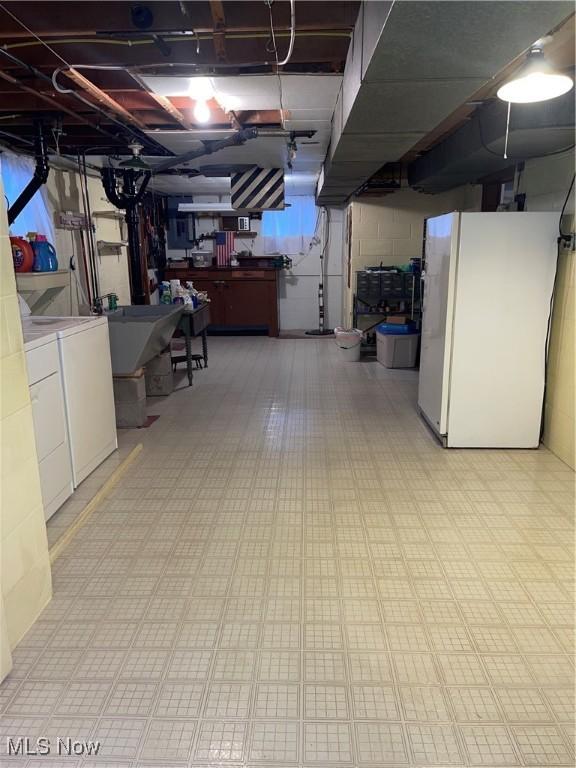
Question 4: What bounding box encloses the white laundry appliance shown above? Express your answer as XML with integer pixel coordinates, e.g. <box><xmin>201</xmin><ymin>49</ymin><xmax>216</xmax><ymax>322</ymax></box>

<box><xmin>418</xmin><ymin>211</ymin><xmax>558</xmax><ymax>448</ymax></box>
<box><xmin>23</xmin><ymin>315</ymin><xmax>117</xmax><ymax>486</ymax></box>
<box><xmin>23</xmin><ymin>327</ymin><xmax>73</xmax><ymax>520</ymax></box>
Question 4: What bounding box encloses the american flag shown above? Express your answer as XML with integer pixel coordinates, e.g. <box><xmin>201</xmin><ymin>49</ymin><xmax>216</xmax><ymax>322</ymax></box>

<box><xmin>214</xmin><ymin>231</ymin><xmax>234</xmax><ymax>267</ymax></box>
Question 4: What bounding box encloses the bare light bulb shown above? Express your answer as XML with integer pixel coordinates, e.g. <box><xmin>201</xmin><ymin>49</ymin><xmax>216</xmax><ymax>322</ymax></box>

<box><xmin>193</xmin><ymin>99</ymin><xmax>211</xmax><ymax>124</ymax></box>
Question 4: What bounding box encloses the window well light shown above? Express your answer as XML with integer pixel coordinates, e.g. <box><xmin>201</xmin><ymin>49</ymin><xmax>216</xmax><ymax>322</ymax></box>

<box><xmin>497</xmin><ymin>46</ymin><xmax>573</xmax><ymax>103</ymax></box>
<box><xmin>193</xmin><ymin>99</ymin><xmax>211</xmax><ymax>124</ymax></box>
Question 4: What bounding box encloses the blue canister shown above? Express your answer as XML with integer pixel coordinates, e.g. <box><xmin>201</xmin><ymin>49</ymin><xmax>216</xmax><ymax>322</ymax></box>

<box><xmin>31</xmin><ymin>236</ymin><xmax>58</xmax><ymax>272</ymax></box>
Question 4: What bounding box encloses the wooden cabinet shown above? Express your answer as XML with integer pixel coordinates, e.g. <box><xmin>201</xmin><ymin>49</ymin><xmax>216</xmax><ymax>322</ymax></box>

<box><xmin>166</xmin><ymin>267</ymin><xmax>279</xmax><ymax>336</ymax></box>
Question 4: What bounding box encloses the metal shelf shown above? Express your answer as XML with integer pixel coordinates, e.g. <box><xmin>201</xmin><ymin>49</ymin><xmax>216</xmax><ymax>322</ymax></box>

<box><xmin>92</xmin><ymin>210</ymin><xmax>124</xmax><ymax>219</ymax></box>
<box><xmin>97</xmin><ymin>240</ymin><xmax>128</xmax><ymax>251</ymax></box>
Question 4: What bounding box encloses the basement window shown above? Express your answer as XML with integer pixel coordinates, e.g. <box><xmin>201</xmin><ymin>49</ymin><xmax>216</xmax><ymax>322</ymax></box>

<box><xmin>1</xmin><ymin>151</ymin><xmax>54</xmax><ymax>241</ymax></box>
<box><xmin>262</xmin><ymin>195</ymin><xmax>317</xmax><ymax>254</ymax></box>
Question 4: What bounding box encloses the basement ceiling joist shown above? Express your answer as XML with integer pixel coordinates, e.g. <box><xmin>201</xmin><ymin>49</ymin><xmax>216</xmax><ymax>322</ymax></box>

<box><xmin>0</xmin><ymin>1</ymin><xmax>357</xmax><ymax>157</ymax></box>
<box><xmin>317</xmin><ymin>0</ymin><xmax>575</xmax><ymax>205</ymax></box>
<box><xmin>0</xmin><ymin>1</ymin><xmax>359</xmax><ymax>37</ymax></box>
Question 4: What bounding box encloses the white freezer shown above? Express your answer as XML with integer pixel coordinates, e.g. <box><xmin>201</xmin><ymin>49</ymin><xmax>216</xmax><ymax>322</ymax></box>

<box><xmin>418</xmin><ymin>212</ymin><xmax>558</xmax><ymax>448</ymax></box>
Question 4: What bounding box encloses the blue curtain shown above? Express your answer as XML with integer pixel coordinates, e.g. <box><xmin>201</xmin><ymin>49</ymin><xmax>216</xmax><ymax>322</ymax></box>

<box><xmin>0</xmin><ymin>151</ymin><xmax>54</xmax><ymax>241</ymax></box>
<box><xmin>262</xmin><ymin>195</ymin><xmax>317</xmax><ymax>254</ymax></box>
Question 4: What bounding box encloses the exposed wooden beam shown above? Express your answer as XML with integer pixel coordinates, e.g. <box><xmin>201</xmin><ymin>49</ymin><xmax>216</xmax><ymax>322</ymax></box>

<box><xmin>63</xmin><ymin>68</ymin><xmax>148</xmax><ymax>130</ymax></box>
<box><xmin>129</xmin><ymin>72</ymin><xmax>194</xmax><ymax>129</ymax></box>
<box><xmin>0</xmin><ymin>69</ymin><xmax>123</xmax><ymax>142</ymax></box>
<box><xmin>210</xmin><ymin>0</ymin><xmax>227</xmax><ymax>63</ymax></box>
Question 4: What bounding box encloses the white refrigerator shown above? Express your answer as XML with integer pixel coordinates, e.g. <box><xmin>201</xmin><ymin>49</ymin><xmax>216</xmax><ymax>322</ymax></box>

<box><xmin>418</xmin><ymin>211</ymin><xmax>558</xmax><ymax>448</ymax></box>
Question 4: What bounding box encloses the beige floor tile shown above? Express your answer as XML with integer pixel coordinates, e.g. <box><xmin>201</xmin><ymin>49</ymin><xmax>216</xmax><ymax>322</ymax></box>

<box><xmin>0</xmin><ymin>337</ymin><xmax>571</xmax><ymax>767</ymax></box>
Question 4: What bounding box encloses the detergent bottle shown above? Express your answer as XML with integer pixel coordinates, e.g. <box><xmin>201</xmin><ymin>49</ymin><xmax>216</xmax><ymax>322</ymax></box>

<box><xmin>29</xmin><ymin>233</ymin><xmax>58</xmax><ymax>272</ymax></box>
<box><xmin>10</xmin><ymin>236</ymin><xmax>34</xmax><ymax>272</ymax></box>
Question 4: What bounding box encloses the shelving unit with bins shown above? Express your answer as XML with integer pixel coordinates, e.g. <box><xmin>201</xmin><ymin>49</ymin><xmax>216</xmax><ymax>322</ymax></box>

<box><xmin>353</xmin><ymin>268</ymin><xmax>421</xmax><ymax>343</ymax></box>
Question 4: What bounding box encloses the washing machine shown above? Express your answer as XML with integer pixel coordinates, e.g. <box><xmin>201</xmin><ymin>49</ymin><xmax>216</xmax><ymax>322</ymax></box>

<box><xmin>23</xmin><ymin>316</ymin><xmax>117</xmax><ymax>487</ymax></box>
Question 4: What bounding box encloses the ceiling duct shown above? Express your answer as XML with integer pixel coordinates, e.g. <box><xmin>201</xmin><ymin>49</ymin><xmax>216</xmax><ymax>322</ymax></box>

<box><xmin>408</xmin><ymin>91</ymin><xmax>575</xmax><ymax>193</ymax></box>
<box><xmin>317</xmin><ymin>1</ymin><xmax>574</xmax><ymax>205</ymax></box>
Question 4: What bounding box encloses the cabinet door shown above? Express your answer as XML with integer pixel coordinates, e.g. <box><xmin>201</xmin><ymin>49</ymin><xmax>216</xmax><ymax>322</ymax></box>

<box><xmin>224</xmin><ymin>280</ymin><xmax>269</xmax><ymax>327</ymax></box>
<box><xmin>194</xmin><ymin>279</ymin><xmax>226</xmax><ymax>326</ymax></box>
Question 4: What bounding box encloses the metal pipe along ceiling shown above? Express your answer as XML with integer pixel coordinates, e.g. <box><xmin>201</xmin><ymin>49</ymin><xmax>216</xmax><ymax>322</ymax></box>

<box><xmin>7</xmin><ymin>121</ymin><xmax>49</xmax><ymax>225</ymax></box>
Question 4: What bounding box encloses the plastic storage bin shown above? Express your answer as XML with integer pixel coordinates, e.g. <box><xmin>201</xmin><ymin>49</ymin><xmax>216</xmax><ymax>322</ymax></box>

<box><xmin>334</xmin><ymin>327</ymin><xmax>362</xmax><ymax>362</ymax></box>
<box><xmin>376</xmin><ymin>324</ymin><xmax>419</xmax><ymax>368</ymax></box>
<box><xmin>376</xmin><ymin>322</ymin><xmax>415</xmax><ymax>334</ymax></box>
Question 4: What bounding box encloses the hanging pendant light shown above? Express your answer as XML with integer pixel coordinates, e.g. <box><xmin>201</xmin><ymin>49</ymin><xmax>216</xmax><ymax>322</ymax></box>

<box><xmin>119</xmin><ymin>141</ymin><xmax>150</xmax><ymax>170</ymax></box>
<box><xmin>497</xmin><ymin>45</ymin><xmax>573</xmax><ymax>103</ymax></box>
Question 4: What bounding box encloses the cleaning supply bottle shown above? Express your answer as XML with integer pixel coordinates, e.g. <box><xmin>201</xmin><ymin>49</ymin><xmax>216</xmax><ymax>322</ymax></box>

<box><xmin>29</xmin><ymin>233</ymin><xmax>58</xmax><ymax>272</ymax></box>
<box><xmin>10</xmin><ymin>236</ymin><xmax>34</xmax><ymax>272</ymax></box>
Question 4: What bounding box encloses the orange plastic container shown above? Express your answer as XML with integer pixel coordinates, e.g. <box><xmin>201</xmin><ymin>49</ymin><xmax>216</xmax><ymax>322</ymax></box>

<box><xmin>10</xmin><ymin>236</ymin><xmax>34</xmax><ymax>272</ymax></box>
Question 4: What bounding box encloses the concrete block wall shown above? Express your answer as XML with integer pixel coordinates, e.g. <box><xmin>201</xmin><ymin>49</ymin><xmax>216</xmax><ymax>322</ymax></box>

<box><xmin>343</xmin><ymin>185</ymin><xmax>481</xmax><ymax>324</ymax></box>
<box><xmin>0</xmin><ymin>181</ymin><xmax>52</xmax><ymax>681</ymax></box>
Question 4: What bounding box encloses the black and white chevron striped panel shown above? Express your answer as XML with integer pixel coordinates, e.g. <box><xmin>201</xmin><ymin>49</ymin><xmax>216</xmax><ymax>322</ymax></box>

<box><xmin>231</xmin><ymin>167</ymin><xmax>284</xmax><ymax>210</ymax></box>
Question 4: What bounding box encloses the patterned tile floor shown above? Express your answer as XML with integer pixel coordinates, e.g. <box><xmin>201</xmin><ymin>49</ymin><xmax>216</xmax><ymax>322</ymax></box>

<box><xmin>1</xmin><ymin>337</ymin><xmax>574</xmax><ymax>767</ymax></box>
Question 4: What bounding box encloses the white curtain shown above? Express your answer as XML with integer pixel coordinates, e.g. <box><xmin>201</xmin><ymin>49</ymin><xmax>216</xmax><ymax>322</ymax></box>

<box><xmin>0</xmin><ymin>151</ymin><xmax>54</xmax><ymax>241</ymax></box>
<box><xmin>261</xmin><ymin>195</ymin><xmax>317</xmax><ymax>255</ymax></box>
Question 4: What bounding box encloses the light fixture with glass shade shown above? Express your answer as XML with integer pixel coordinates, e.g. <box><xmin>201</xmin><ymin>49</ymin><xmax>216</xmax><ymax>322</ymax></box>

<box><xmin>497</xmin><ymin>45</ymin><xmax>573</xmax><ymax>103</ymax></box>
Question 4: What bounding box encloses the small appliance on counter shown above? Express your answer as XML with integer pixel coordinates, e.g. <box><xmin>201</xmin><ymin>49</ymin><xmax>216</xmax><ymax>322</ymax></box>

<box><xmin>188</xmin><ymin>250</ymin><xmax>212</xmax><ymax>268</ymax></box>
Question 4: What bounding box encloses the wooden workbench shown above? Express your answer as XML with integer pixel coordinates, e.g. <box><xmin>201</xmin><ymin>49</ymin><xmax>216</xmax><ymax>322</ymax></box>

<box><xmin>166</xmin><ymin>266</ymin><xmax>280</xmax><ymax>337</ymax></box>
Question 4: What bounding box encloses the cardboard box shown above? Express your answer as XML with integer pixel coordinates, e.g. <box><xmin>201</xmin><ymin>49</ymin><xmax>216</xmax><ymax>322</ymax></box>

<box><xmin>385</xmin><ymin>315</ymin><xmax>410</xmax><ymax>324</ymax></box>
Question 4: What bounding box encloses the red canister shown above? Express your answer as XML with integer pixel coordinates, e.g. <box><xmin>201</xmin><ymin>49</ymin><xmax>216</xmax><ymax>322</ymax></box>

<box><xmin>10</xmin><ymin>236</ymin><xmax>34</xmax><ymax>272</ymax></box>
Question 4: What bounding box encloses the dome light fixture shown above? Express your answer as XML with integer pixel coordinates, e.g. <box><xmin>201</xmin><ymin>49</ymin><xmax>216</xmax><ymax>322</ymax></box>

<box><xmin>497</xmin><ymin>45</ymin><xmax>573</xmax><ymax>103</ymax></box>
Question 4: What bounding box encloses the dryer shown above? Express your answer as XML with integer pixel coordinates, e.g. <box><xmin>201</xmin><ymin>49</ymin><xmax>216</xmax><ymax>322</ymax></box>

<box><xmin>23</xmin><ymin>316</ymin><xmax>117</xmax><ymax>487</ymax></box>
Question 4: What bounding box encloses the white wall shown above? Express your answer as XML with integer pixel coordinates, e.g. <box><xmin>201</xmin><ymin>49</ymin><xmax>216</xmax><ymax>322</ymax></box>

<box><xmin>279</xmin><ymin>208</ymin><xmax>344</xmax><ymax>331</ymax></box>
<box><xmin>167</xmin><ymin>196</ymin><xmax>345</xmax><ymax>330</ymax></box>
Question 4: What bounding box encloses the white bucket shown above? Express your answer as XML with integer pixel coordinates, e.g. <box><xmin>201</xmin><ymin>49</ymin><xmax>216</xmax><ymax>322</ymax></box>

<box><xmin>334</xmin><ymin>327</ymin><xmax>362</xmax><ymax>362</ymax></box>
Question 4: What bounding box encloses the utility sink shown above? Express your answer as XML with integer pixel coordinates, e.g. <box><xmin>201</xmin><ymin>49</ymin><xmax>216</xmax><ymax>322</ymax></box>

<box><xmin>106</xmin><ymin>304</ymin><xmax>184</xmax><ymax>375</ymax></box>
